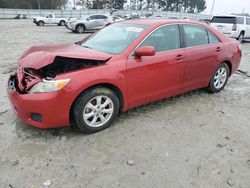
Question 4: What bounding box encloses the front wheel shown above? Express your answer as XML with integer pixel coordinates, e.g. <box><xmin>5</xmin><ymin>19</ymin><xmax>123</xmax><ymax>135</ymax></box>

<box><xmin>208</xmin><ymin>63</ymin><xmax>229</xmax><ymax>93</ymax></box>
<box><xmin>72</xmin><ymin>87</ymin><xmax>120</xmax><ymax>133</ymax></box>
<box><xmin>76</xmin><ymin>25</ymin><xmax>85</xmax><ymax>33</ymax></box>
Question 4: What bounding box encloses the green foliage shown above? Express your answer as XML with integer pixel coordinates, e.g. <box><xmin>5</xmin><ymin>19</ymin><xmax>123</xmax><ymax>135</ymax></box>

<box><xmin>157</xmin><ymin>0</ymin><xmax>206</xmax><ymax>13</ymax></box>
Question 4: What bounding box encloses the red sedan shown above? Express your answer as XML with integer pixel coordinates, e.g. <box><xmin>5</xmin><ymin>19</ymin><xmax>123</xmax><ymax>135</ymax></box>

<box><xmin>7</xmin><ymin>19</ymin><xmax>242</xmax><ymax>133</ymax></box>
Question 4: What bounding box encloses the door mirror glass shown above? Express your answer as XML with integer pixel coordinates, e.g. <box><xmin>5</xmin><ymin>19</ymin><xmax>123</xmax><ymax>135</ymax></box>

<box><xmin>135</xmin><ymin>46</ymin><xmax>155</xmax><ymax>57</ymax></box>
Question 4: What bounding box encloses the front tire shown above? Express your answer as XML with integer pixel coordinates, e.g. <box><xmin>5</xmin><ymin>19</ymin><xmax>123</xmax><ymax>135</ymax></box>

<box><xmin>59</xmin><ymin>20</ymin><xmax>65</xmax><ymax>26</ymax></box>
<box><xmin>72</xmin><ymin>87</ymin><xmax>119</xmax><ymax>133</ymax></box>
<box><xmin>208</xmin><ymin>63</ymin><xmax>229</xmax><ymax>93</ymax></box>
<box><xmin>76</xmin><ymin>24</ymin><xmax>85</xmax><ymax>33</ymax></box>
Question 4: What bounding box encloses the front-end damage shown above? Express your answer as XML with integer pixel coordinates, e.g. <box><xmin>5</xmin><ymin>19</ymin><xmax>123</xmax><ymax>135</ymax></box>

<box><xmin>8</xmin><ymin>56</ymin><xmax>109</xmax><ymax>93</ymax></box>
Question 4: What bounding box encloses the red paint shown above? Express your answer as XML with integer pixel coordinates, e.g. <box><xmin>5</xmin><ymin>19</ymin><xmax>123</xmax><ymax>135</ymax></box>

<box><xmin>7</xmin><ymin>19</ymin><xmax>241</xmax><ymax>129</ymax></box>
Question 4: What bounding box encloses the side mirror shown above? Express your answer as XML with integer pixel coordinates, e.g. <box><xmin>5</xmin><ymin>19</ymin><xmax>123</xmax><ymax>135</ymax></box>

<box><xmin>135</xmin><ymin>46</ymin><xmax>155</xmax><ymax>57</ymax></box>
<box><xmin>86</xmin><ymin>18</ymin><xmax>90</xmax><ymax>21</ymax></box>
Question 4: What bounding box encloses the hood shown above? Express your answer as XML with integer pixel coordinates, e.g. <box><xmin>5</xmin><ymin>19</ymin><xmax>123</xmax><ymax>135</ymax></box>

<box><xmin>18</xmin><ymin>43</ymin><xmax>112</xmax><ymax>69</ymax></box>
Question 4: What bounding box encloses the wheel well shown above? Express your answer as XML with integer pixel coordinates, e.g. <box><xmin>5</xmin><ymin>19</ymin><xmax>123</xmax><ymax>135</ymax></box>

<box><xmin>223</xmin><ymin>61</ymin><xmax>232</xmax><ymax>76</ymax></box>
<box><xmin>69</xmin><ymin>83</ymin><xmax>124</xmax><ymax>124</ymax></box>
<box><xmin>60</xmin><ymin>20</ymin><xmax>65</xmax><ymax>23</ymax></box>
<box><xmin>76</xmin><ymin>24</ymin><xmax>86</xmax><ymax>29</ymax></box>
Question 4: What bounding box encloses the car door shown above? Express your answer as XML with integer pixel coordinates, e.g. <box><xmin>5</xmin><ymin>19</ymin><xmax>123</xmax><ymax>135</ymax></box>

<box><xmin>87</xmin><ymin>15</ymin><xmax>99</xmax><ymax>29</ymax></box>
<box><xmin>181</xmin><ymin>24</ymin><xmax>222</xmax><ymax>92</ymax></box>
<box><xmin>245</xmin><ymin>18</ymin><xmax>250</xmax><ymax>38</ymax></box>
<box><xmin>45</xmin><ymin>13</ymin><xmax>53</xmax><ymax>24</ymax></box>
<box><xmin>126</xmin><ymin>24</ymin><xmax>186</xmax><ymax>107</ymax></box>
<box><xmin>97</xmin><ymin>15</ymin><xmax>108</xmax><ymax>28</ymax></box>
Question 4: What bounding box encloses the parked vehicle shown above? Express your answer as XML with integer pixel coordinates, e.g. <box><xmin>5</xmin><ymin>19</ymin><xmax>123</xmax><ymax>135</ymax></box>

<box><xmin>199</xmin><ymin>18</ymin><xmax>211</xmax><ymax>24</ymax></box>
<box><xmin>7</xmin><ymin>20</ymin><xmax>241</xmax><ymax>133</ymax></box>
<box><xmin>33</xmin><ymin>13</ymin><xmax>68</xmax><ymax>26</ymax></box>
<box><xmin>111</xmin><ymin>15</ymin><xmax>125</xmax><ymax>22</ymax></box>
<box><xmin>14</xmin><ymin>14</ymin><xmax>28</xmax><ymax>19</ymax></box>
<box><xmin>211</xmin><ymin>15</ymin><xmax>250</xmax><ymax>43</ymax></box>
<box><xmin>66</xmin><ymin>14</ymin><xmax>112</xmax><ymax>33</ymax></box>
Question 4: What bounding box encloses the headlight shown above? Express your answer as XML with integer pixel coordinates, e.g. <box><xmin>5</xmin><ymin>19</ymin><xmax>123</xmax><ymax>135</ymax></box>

<box><xmin>30</xmin><ymin>79</ymin><xmax>70</xmax><ymax>93</ymax></box>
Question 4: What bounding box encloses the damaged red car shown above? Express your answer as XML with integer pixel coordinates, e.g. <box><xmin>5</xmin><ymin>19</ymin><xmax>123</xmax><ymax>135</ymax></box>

<box><xmin>7</xmin><ymin>19</ymin><xmax>241</xmax><ymax>133</ymax></box>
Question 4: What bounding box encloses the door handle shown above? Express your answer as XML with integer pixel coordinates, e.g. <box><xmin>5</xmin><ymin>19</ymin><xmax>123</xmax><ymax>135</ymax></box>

<box><xmin>216</xmin><ymin>47</ymin><xmax>222</xmax><ymax>52</ymax></box>
<box><xmin>175</xmin><ymin>54</ymin><xmax>184</xmax><ymax>60</ymax></box>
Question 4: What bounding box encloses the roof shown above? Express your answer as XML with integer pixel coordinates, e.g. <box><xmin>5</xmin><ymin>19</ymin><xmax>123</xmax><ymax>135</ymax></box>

<box><xmin>120</xmin><ymin>19</ymin><xmax>206</xmax><ymax>27</ymax></box>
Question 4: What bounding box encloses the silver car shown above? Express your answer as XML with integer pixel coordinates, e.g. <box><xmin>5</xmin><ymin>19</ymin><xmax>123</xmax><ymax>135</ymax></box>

<box><xmin>66</xmin><ymin>14</ymin><xmax>113</xmax><ymax>33</ymax></box>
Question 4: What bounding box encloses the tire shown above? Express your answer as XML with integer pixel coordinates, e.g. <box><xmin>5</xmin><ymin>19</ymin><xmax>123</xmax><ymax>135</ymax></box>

<box><xmin>238</xmin><ymin>32</ymin><xmax>244</xmax><ymax>44</ymax></box>
<box><xmin>37</xmin><ymin>21</ymin><xmax>44</xmax><ymax>26</ymax></box>
<box><xmin>59</xmin><ymin>20</ymin><xmax>65</xmax><ymax>26</ymax></box>
<box><xmin>72</xmin><ymin>87</ymin><xmax>119</xmax><ymax>133</ymax></box>
<box><xmin>208</xmin><ymin>63</ymin><xmax>229</xmax><ymax>93</ymax></box>
<box><xmin>76</xmin><ymin>24</ymin><xmax>85</xmax><ymax>33</ymax></box>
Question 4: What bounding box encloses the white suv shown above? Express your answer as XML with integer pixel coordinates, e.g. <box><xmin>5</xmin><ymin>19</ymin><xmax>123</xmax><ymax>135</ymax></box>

<box><xmin>211</xmin><ymin>15</ymin><xmax>250</xmax><ymax>43</ymax></box>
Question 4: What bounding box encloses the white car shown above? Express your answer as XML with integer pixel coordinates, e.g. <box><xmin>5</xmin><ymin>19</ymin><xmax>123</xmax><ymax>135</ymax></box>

<box><xmin>33</xmin><ymin>13</ymin><xmax>68</xmax><ymax>26</ymax></box>
<box><xmin>211</xmin><ymin>15</ymin><xmax>250</xmax><ymax>43</ymax></box>
<box><xmin>66</xmin><ymin>14</ymin><xmax>113</xmax><ymax>33</ymax></box>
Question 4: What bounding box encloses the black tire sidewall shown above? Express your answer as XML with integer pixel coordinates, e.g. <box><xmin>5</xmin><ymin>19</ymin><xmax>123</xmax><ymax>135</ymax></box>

<box><xmin>38</xmin><ymin>21</ymin><xmax>44</xmax><ymax>26</ymax></box>
<box><xmin>73</xmin><ymin>87</ymin><xmax>119</xmax><ymax>133</ymax></box>
<box><xmin>60</xmin><ymin>20</ymin><xmax>65</xmax><ymax>26</ymax></box>
<box><xmin>209</xmin><ymin>63</ymin><xmax>229</xmax><ymax>93</ymax></box>
<box><xmin>76</xmin><ymin>25</ymin><xmax>85</xmax><ymax>33</ymax></box>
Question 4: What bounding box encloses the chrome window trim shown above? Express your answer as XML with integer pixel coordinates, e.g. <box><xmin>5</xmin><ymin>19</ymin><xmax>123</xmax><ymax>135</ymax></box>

<box><xmin>129</xmin><ymin>23</ymin><xmax>181</xmax><ymax>58</ymax></box>
<box><xmin>129</xmin><ymin>23</ymin><xmax>222</xmax><ymax>59</ymax></box>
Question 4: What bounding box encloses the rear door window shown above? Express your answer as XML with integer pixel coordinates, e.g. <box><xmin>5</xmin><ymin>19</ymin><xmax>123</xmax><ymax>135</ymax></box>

<box><xmin>98</xmin><ymin>15</ymin><xmax>107</xmax><ymax>19</ymax></box>
<box><xmin>246</xmin><ymin>18</ymin><xmax>250</xmax><ymax>25</ymax></box>
<box><xmin>212</xmin><ymin>16</ymin><xmax>236</xmax><ymax>24</ymax></box>
<box><xmin>236</xmin><ymin>17</ymin><xmax>244</xmax><ymax>24</ymax></box>
<box><xmin>182</xmin><ymin>25</ymin><xmax>209</xmax><ymax>47</ymax></box>
<box><xmin>207</xmin><ymin>31</ymin><xmax>220</xmax><ymax>44</ymax></box>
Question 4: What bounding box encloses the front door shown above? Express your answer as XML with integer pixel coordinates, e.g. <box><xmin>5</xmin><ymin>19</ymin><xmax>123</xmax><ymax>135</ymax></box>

<box><xmin>126</xmin><ymin>24</ymin><xmax>185</xmax><ymax>108</ymax></box>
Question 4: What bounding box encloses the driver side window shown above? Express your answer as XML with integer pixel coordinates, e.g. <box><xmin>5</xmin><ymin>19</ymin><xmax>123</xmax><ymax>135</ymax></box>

<box><xmin>140</xmin><ymin>25</ymin><xmax>180</xmax><ymax>52</ymax></box>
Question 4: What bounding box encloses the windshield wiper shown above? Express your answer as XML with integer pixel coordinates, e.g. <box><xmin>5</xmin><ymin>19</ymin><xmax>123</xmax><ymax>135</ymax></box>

<box><xmin>82</xmin><ymin>45</ymin><xmax>92</xmax><ymax>49</ymax></box>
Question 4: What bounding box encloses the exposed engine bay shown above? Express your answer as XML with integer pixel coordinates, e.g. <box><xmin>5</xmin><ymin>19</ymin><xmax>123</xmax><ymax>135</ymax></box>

<box><xmin>8</xmin><ymin>56</ymin><xmax>107</xmax><ymax>93</ymax></box>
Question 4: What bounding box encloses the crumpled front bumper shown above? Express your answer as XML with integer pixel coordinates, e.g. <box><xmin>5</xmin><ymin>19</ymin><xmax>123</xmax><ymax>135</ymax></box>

<box><xmin>7</xmin><ymin>75</ymin><xmax>71</xmax><ymax>129</ymax></box>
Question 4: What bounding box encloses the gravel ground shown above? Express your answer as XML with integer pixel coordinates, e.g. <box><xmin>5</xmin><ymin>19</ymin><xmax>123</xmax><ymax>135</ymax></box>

<box><xmin>0</xmin><ymin>19</ymin><xmax>250</xmax><ymax>188</ymax></box>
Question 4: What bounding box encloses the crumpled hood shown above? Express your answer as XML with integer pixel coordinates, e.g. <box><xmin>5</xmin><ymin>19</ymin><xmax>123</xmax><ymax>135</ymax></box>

<box><xmin>18</xmin><ymin>43</ymin><xmax>112</xmax><ymax>69</ymax></box>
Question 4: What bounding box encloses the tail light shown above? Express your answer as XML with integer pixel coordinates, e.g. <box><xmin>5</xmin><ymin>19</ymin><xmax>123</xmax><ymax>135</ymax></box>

<box><xmin>232</xmin><ymin>24</ymin><xmax>237</xmax><ymax>31</ymax></box>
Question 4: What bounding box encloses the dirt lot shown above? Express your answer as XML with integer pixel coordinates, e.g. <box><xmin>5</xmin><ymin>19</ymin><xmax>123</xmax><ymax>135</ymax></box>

<box><xmin>0</xmin><ymin>19</ymin><xmax>250</xmax><ymax>188</ymax></box>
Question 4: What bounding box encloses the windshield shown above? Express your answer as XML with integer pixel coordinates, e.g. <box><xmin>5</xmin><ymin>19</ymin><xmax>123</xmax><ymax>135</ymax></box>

<box><xmin>81</xmin><ymin>24</ymin><xmax>147</xmax><ymax>55</ymax></box>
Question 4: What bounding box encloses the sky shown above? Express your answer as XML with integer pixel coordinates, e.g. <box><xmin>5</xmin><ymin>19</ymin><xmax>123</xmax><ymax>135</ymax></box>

<box><xmin>204</xmin><ymin>0</ymin><xmax>250</xmax><ymax>15</ymax></box>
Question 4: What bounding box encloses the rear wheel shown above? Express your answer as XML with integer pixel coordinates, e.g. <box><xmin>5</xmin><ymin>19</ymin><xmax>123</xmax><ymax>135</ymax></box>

<box><xmin>72</xmin><ymin>87</ymin><xmax>119</xmax><ymax>133</ymax></box>
<box><xmin>76</xmin><ymin>25</ymin><xmax>85</xmax><ymax>33</ymax></box>
<box><xmin>238</xmin><ymin>32</ymin><xmax>244</xmax><ymax>44</ymax></box>
<box><xmin>208</xmin><ymin>63</ymin><xmax>229</xmax><ymax>93</ymax></box>
<box><xmin>59</xmin><ymin>20</ymin><xmax>65</xmax><ymax>26</ymax></box>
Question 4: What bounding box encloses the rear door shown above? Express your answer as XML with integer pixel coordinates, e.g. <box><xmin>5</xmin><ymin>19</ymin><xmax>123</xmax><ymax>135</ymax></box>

<box><xmin>126</xmin><ymin>24</ymin><xmax>186</xmax><ymax>107</ymax></box>
<box><xmin>97</xmin><ymin>15</ymin><xmax>109</xmax><ymax>28</ymax></box>
<box><xmin>181</xmin><ymin>24</ymin><xmax>222</xmax><ymax>91</ymax></box>
<box><xmin>211</xmin><ymin>16</ymin><xmax>235</xmax><ymax>34</ymax></box>
<box><xmin>245</xmin><ymin>18</ymin><xmax>250</xmax><ymax>38</ymax></box>
<box><xmin>87</xmin><ymin>15</ymin><xmax>99</xmax><ymax>29</ymax></box>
